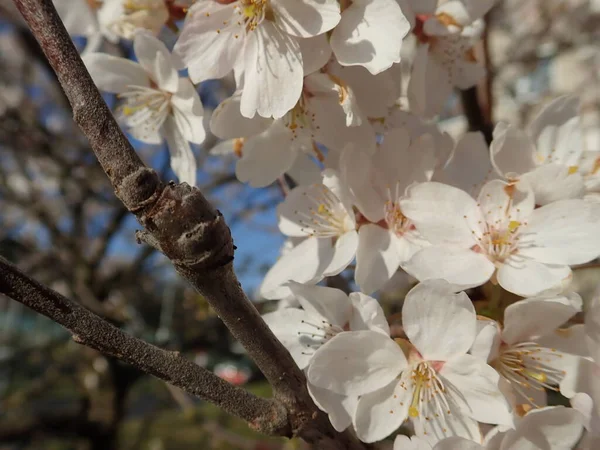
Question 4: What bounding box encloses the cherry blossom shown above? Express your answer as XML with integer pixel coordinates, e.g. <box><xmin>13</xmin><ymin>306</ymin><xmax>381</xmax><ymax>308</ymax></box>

<box><xmin>470</xmin><ymin>293</ymin><xmax>584</xmax><ymax>411</ymax></box>
<box><xmin>307</xmin><ymin>280</ymin><xmax>512</xmax><ymax>444</ymax></box>
<box><xmin>401</xmin><ymin>179</ymin><xmax>600</xmax><ymax>295</ymax></box>
<box><xmin>491</xmin><ymin>96</ymin><xmax>600</xmax><ymax>205</ymax></box>
<box><xmin>84</xmin><ymin>31</ymin><xmax>205</xmax><ymax>185</ymax></box>
<box><xmin>173</xmin><ymin>0</ymin><xmax>341</xmax><ymax>119</ymax></box>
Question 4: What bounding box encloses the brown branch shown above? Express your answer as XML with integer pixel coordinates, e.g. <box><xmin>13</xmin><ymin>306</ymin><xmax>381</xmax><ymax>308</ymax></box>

<box><xmin>460</xmin><ymin>87</ymin><xmax>493</xmax><ymax>145</ymax></box>
<box><xmin>0</xmin><ymin>256</ymin><xmax>289</xmax><ymax>436</ymax></box>
<box><xmin>10</xmin><ymin>0</ymin><xmax>366</xmax><ymax>447</ymax></box>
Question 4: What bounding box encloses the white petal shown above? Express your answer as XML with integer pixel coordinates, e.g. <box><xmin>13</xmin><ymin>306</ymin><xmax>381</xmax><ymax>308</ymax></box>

<box><xmin>171</xmin><ymin>78</ymin><xmax>206</xmax><ymax>144</ymax></box>
<box><xmin>272</xmin><ymin>0</ymin><xmax>340</xmax><ymax>37</ymax></box>
<box><xmin>440</xmin><ymin>354</ymin><xmax>513</xmax><ymax>427</ymax></box>
<box><xmin>521</xmin><ymin>164</ymin><xmax>585</xmax><ymax>205</ymax></box>
<box><xmin>162</xmin><ymin>116</ymin><xmax>197</xmax><ymax>185</ymax></box>
<box><xmin>403</xmin><ymin>279</ymin><xmax>476</xmax><ymax>360</ymax></box>
<box><xmin>355</xmin><ymin>225</ymin><xmax>402</xmax><ymax>295</ymax></box>
<box><xmin>308</xmin><ymin>383</ymin><xmax>356</xmax><ymax>432</ymax></box>
<box><xmin>286</xmin><ymin>152</ymin><xmax>321</xmax><ymax>185</ymax></box>
<box><xmin>500</xmin><ymin>406</ymin><xmax>584</xmax><ymax>450</ymax></box>
<box><xmin>489</xmin><ymin>122</ymin><xmax>537</xmax><ymax>177</ymax></box>
<box><xmin>408</xmin><ymin>43</ymin><xmax>453</xmax><ymax>118</ymax></box>
<box><xmin>403</xmin><ymin>246</ymin><xmax>495</xmax><ymax>290</ymax></box>
<box><xmin>262</xmin><ymin>308</ymin><xmax>319</xmax><ymax>369</ymax></box>
<box><xmin>235</xmin><ymin>122</ymin><xmax>297</xmax><ymax>187</ymax></box>
<box><xmin>349</xmin><ymin>292</ymin><xmax>390</xmax><ymax>335</ymax></box>
<box><xmin>82</xmin><ymin>53</ymin><xmax>148</xmax><ymax>93</ymax></box>
<box><xmin>258</xmin><ymin>237</ymin><xmax>329</xmax><ymax>299</ymax></box>
<box><xmin>298</xmin><ymin>34</ymin><xmax>333</xmax><ymax>75</ymax></box>
<box><xmin>323</xmin><ymin>230</ymin><xmax>359</xmax><ymax>276</ymax></box>
<box><xmin>173</xmin><ymin>3</ymin><xmax>243</xmax><ymax>82</ymax></box>
<box><xmin>287</xmin><ymin>282</ymin><xmax>351</xmax><ymax>327</ymax></box>
<box><xmin>502</xmin><ymin>294</ymin><xmax>579</xmax><ymax>345</ymax></box>
<box><xmin>400</xmin><ymin>182</ymin><xmax>483</xmax><ymax>248</ymax></box>
<box><xmin>394</xmin><ymin>435</ymin><xmax>434</xmax><ymax>450</ymax></box>
<box><xmin>518</xmin><ymin>200</ymin><xmax>600</xmax><ymax>265</ymax></box>
<box><xmin>496</xmin><ymin>259</ymin><xmax>571</xmax><ymax>297</ymax></box>
<box><xmin>210</xmin><ymin>92</ymin><xmax>272</xmax><ymax>139</ymax></box>
<box><xmin>331</xmin><ymin>0</ymin><xmax>410</xmax><ymax>74</ymax></box>
<box><xmin>433</xmin><ymin>437</ymin><xmax>482</xmax><ymax>450</ymax></box>
<box><xmin>354</xmin><ymin>380</ymin><xmax>409</xmax><ymax>443</ymax></box>
<box><xmin>477</xmin><ymin>179</ymin><xmax>534</xmax><ymax>227</ymax></box>
<box><xmin>133</xmin><ymin>31</ymin><xmax>178</xmax><ymax>92</ymax></box>
<box><xmin>470</xmin><ymin>318</ymin><xmax>501</xmax><ymax>362</ymax></box>
<box><xmin>241</xmin><ymin>22</ymin><xmax>303</xmax><ymax>119</ymax></box>
<box><xmin>307</xmin><ymin>330</ymin><xmax>406</xmax><ymax>396</ymax></box>
<box><xmin>55</xmin><ymin>0</ymin><xmax>99</xmax><ymax>36</ymax></box>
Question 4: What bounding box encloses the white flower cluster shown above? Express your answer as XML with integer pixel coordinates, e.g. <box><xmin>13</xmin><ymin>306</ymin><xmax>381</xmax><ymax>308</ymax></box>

<box><xmin>59</xmin><ymin>0</ymin><xmax>600</xmax><ymax>447</ymax></box>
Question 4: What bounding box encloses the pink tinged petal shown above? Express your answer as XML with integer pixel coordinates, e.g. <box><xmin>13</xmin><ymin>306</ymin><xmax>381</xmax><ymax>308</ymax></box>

<box><xmin>355</xmin><ymin>225</ymin><xmax>403</xmax><ymax>294</ymax></box>
<box><xmin>501</xmin><ymin>295</ymin><xmax>580</xmax><ymax>345</ymax></box>
<box><xmin>210</xmin><ymin>92</ymin><xmax>272</xmax><ymax>140</ymax></box>
<box><xmin>408</xmin><ymin>43</ymin><xmax>453</xmax><ymax>118</ymax></box>
<box><xmin>354</xmin><ymin>380</ymin><xmax>410</xmax><ymax>443</ymax></box>
<box><xmin>402</xmin><ymin>279</ymin><xmax>476</xmax><ymax>360</ymax></box>
<box><xmin>272</xmin><ymin>0</ymin><xmax>340</xmax><ymax>37</ymax></box>
<box><xmin>440</xmin><ymin>354</ymin><xmax>513</xmax><ymax>427</ymax></box>
<box><xmin>501</xmin><ymin>406</ymin><xmax>584</xmax><ymax>450</ymax></box>
<box><xmin>489</xmin><ymin>122</ymin><xmax>537</xmax><ymax>178</ymax></box>
<box><xmin>403</xmin><ymin>246</ymin><xmax>495</xmax><ymax>290</ymax></box>
<box><xmin>298</xmin><ymin>34</ymin><xmax>333</xmax><ymax>75</ymax></box>
<box><xmin>287</xmin><ymin>282</ymin><xmax>351</xmax><ymax>328</ymax></box>
<box><xmin>171</xmin><ymin>78</ymin><xmax>206</xmax><ymax>144</ymax></box>
<box><xmin>307</xmin><ymin>383</ymin><xmax>356</xmax><ymax>432</ymax></box>
<box><xmin>133</xmin><ymin>31</ymin><xmax>178</xmax><ymax>92</ymax></box>
<box><xmin>258</xmin><ymin>237</ymin><xmax>329</xmax><ymax>299</ymax></box>
<box><xmin>173</xmin><ymin>3</ymin><xmax>243</xmax><ymax>82</ymax></box>
<box><xmin>518</xmin><ymin>199</ymin><xmax>600</xmax><ymax>265</ymax></box>
<box><xmin>400</xmin><ymin>182</ymin><xmax>483</xmax><ymax>247</ymax></box>
<box><xmin>434</xmin><ymin>132</ymin><xmax>495</xmax><ymax>195</ymax></box>
<box><xmin>433</xmin><ymin>437</ymin><xmax>483</xmax><ymax>450</ymax></box>
<box><xmin>496</xmin><ymin>259</ymin><xmax>571</xmax><ymax>297</ymax></box>
<box><xmin>235</xmin><ymin>122</ymin><xmax>297</xmax><ymax>187</ymax></box>
<box><xmin>261</xmin><ymin>308</ymin><xmax>321</xmax><ymax>369</ymax></box>
<box><xmin>521</xmin><ymin>164</ymin><xmax>586</xmax><ymax>205</ymax></box>
<box><xmin>330</xmin><ymin>0</ymin><xmax>410</xmax><ymax>75</ymax></box>
<box><xmin>477</xmin><ymin>179</ymin><xmax>534</xmax><ymax>226</ymax></box>
<box><xmin>323</xmin><ymin>230</ymin><xmax>359</xmax><ymax>276</ymax></box>
<box><xmin>82</xmin><ymin>53</ymin><xmax>148</xmax><ymax>93</ymax></box>
<box><xmin>307</xmin><ymin>330</ymin><xmax>406</xmax><ymax>396</ymax></box>
<box><xmin>349</xmin><ymin>292</ymin><xmax>390</xmax><ymax>335</ymax></box>
<box><xmin>161</xmin><ymin>116</ymin><xmax>197</xmax><ymax>185</ymax></box>
<box><xmin>241</xmin><ymin>22</ymin><xmax>303</xmax><ymax>119</ymax></box>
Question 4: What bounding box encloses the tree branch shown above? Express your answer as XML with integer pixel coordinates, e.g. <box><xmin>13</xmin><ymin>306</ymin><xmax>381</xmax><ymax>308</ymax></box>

<box><xmin>460</xmin><ymin>87</ymin><xmax>493</xmax><ymax>145</ymax></box>
<box><xmin>10</xmin><ymin>0</ymin><xmax>367</xmax><ymax>447</ymax></box>
<box><xmin>0</xmin><ymin>256</ymin><xmax>289</xmax><ymax>436</ymax></box>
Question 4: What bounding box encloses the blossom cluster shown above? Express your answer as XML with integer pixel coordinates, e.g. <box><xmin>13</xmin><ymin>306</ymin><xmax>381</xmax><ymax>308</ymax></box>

<box><xmin>59</xmin><ymin>0</ymin><xmax>600</xmax><ymax>447</ymax></box>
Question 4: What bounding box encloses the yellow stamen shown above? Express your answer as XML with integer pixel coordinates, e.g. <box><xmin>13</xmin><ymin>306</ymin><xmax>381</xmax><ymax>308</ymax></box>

<box><xmin>568</xmin><ymin>165</ymin><xmax>579</xmax><ymax>174</ymax></box>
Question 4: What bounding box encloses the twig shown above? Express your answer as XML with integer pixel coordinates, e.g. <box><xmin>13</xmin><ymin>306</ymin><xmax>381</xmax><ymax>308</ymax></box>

<box><xmin>10</xmin><ymin>1</ymin><xmax>367</xmax><ymax>447</ymax></box>
<box><xmin>460</xmin><ymin>87</ymin><xmax>493</xmax><ymax>145</ymax></box>
<box><xmin>0</xmin><ymin>256</ymin><xmax>289</xmax><ymax>435</ymax></box>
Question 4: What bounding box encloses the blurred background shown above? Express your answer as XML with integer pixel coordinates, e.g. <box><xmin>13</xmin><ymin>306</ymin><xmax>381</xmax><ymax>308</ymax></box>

<box><xmin>0</xmin><ymin>0</ymin><xmax>599</xmax><ymax>449</ymax></box>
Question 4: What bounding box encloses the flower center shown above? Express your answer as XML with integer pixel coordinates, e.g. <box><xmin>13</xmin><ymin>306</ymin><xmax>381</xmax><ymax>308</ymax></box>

<box><xmin>235</xmin><ymin>0</ymin><xmax>272</xmax><ymax>31</ymax></box>
<box><xmin>476</xmin><ymin>220</ymin><xmax>522</xmax><ymax>263</ymax></box>
<box><xmin>295</xmin><ymin>185</ymin><xmax>355</xmax><ymax>238</ymax></box>
<box><xmin>297</xmin><ymin>319</ymin><xmax>346</xmax><ymax>357</ymax></box>
<box><xmin>384</xmin><ymin>184</ymin><xmax>415</xmax><ymax>237</ymax></box>
<box><xmin>399</xmin><ymin>361</ymin><xmax>449</xmax><ymax>422</ymax></box>
<box><xmin>118</xmin><ymin>85</ymin><xmax>172</xmax><ymax>131</ymax></box>
<box><xmin>493</xmin><ymin>342</ymin><xmax>566</xmax><ymax>406</ymax></box>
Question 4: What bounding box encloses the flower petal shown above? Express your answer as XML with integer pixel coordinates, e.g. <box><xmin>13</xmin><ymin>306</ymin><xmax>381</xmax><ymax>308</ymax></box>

<box><xmin>272</xmin><ymin>0</ymin><xmax>340</xmax><ymax>37</ymax></box>
<box><xmin>330</xmin><ymin>0</ymin><xmax>410</xmax><ymax>74</ymax></box>
<box><xmin>308</xmin><ymin>382</ymin><xmax>356</xmax><ymax>432</ymax></box>
<box><xmin>489</xmin><ymin>122</ymin><xmax>537</xmax><ymax>178</ymax></box>
<box><xmin>171</xmin><ymin>78</ymin><xmax>206</xmax><ymax>144</ymax></box>
<box><xmin>287</xmin><ymin>282</ymin><xmax>351</xmax><ymax>327</ymax></box>
<box><xmin>82</xmin><ymin>53</ymin><xmax>148</xmax><ymax>93</ymax></box>
<box><xmin>307</xmin><ymin>330</ymin><xmax>406</xmax><ymax>396</ymax></box>
<box><xmin>241</xmin><ymin>21</ymin><xmax>303</xmax><ymax>119</ymax></box>
<box><xmin>323</xmin><ymin>230</ymin><xmax>359</xmax><ymax>276</ymax></box>
<box><xmin>496</xmin><ymin>259</ymin><xmax>571</xmax><ymax>297</ymax></box>
<box><xmin>355</xmin><ymin>225</ymin><xmax>402</xmax><ymax>295</ymax></box>
<box><xmin>521</xmin><ymin>164</ymin><xmax>585</xmax><ymax>205</ymax></box>
<box><xmin>298</xmin><ymin>34</ymin><xmax>333</xmax><ymax>75</ymax></box>
<box><xmin>354</xmin><ymin>380</ymin><xmax>409</xmax><ymax>443</ymax></box>
<box><xmin>210</xmin><ymin>92</ymin><xmax>272</xmax><ymax>140</ymax></box>
<box><xmin>403</xmin><ymin>279</ymin><xmax>476</xmax><ymax>360</ymax></box>
<box><xmin>133</xmin><ymin>31</ymin><xmax>178</xmax><ymax>92</ymax></box>
<box><xmin>349</xmin><ymin>292</ymin><xmax>390</xmax><ymax>335</ymax></box>
<box><xmin>162</xmin><ymin>116</ymin><xmax>197</xmax><ymax>185</ymax></box>
<box><xmin>403</xmin><ymin>246</ymin><xmax>495</xmax><ymax>290</ymax></box>
<box><xmin>440</xmin><ymin>354</ymin><xmax>513</xmax><ymax>427</ymax></box>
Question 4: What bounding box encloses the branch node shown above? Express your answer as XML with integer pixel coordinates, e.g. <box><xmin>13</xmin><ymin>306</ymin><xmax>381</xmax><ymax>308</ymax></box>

<box><xmin>116</xmin><ymin>166</ymin><xmax>163</xmax><ymax>212</ymax></box>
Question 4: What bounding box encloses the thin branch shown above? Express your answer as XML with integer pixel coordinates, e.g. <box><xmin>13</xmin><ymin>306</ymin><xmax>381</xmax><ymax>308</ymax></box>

<box><xmin>10</xmin><ymin>1</ymin><xmax>367</xmax><ymax>447</ymax></box>
<box><xmin>460</xmin><ymin>87</ymin><xmax>493</xmax><ymax>145</ymax></box>
<box><xmin>0</xmin><ymin>256</ymin><xmax>289</xmax><ymax>436</ymax></box>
